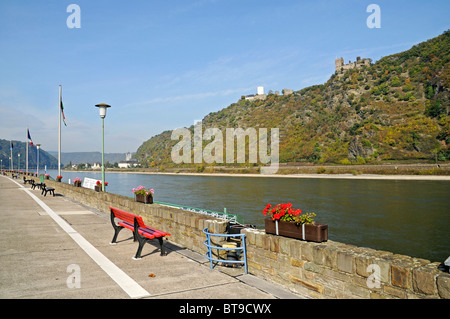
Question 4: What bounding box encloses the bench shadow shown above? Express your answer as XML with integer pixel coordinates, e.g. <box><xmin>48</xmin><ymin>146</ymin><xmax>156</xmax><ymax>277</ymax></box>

<box><xmin>114</xmin><ymin>235</ymin><xmax>134</xmax><ymax>244</ymax></box>
<box><xmin>111</xmin><ymin>236</ymin><xmax>173</xmax><ymax>258</ymax></box>
<box><xmin>139</xmin><ymin>247</ymin><xmax>163</xmax><ymax>258</ymax></box>
<box><xmin>136</xmin><ymin>239</ymin><xmax>184</xmax><ymax>258</ymax></box>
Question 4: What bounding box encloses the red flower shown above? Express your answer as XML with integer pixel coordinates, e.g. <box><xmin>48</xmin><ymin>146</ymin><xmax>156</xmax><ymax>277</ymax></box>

<box><xmin>263</xmin><ymin>203</ymin><xmax>272</xmax><ymax>216</ymax></box>
<box><xmin>263</xmin><ymin>202</ymin><xmax>306</xmax><ymax>222</ymax></box>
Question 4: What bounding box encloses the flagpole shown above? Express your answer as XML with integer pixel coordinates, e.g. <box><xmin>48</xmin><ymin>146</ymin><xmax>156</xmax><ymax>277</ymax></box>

<box><xmin>26</xmin><ymin>127</ymin><xmax>29</xmax><ymax>174</ymax></box>
<box><xmin>58</xmin><ymin>85</ymin><xmax>62</xmax><ymax>177</ymax></box>
<box><xmin>10</xmin><ymin>141</ymin><xmax>13</xmax><ymax>171</ymax></box>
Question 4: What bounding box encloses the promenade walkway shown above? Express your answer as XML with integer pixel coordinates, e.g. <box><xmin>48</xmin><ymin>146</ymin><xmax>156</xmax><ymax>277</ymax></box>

<box><xmin>0</xmin><ymin>175</ymin><xmax>305</xmax><ymax>300</ymax></box>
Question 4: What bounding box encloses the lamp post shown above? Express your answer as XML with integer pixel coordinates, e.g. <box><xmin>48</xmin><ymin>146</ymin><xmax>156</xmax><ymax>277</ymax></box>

<box><xmin>36</xmin><ymin>144</ymin><xmax>41</xmax><ymax>177</ymax></box>
<box><xmin>95</xmin><ymin>103</ymin><xmax>111</xmax><ymax>192</ymax></box>
<box><xmin>18</xmin><ymin>153</ymin><xmax>20</xmax><ymax>172</ymax></box>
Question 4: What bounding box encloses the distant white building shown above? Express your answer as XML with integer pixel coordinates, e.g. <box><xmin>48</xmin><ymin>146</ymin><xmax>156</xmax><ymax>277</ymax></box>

<box><xmin>257</xmin><ymin>86</ymin><xmax>264</xmax><ymax>95</ymax></box>
<box><xmin>244</xmin><ymin>86</ymin><xmax>267</xmax><ymax>101</ymax></box>
<box><xmin>119</xmin><ymin>152</ymin><xmax>138</xmax><ymax>168</ymax></box>
<box><xmin>92</xmin><ymin>163</ymin><xmax>101</xmax><ymax>170</ymax></box>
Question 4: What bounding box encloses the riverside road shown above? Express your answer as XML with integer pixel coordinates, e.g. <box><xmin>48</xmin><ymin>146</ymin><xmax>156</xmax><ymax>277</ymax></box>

<box><xmin>0</xmin><ymin>175</ymin><xmax>305</xmax><ymax>300</ymax></box>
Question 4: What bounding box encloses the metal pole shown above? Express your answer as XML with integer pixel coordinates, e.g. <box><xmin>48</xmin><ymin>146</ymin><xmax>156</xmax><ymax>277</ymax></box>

<box><xmin>26</xmin><ymin>129</ymin><xmax>28</xmax><ymax>174</ymax></box>
<box><xmin>102</xmin><ymin>117</ymin><xmax>105</xmax><ymax>192</ymax></box>
<box><xmin>10</xmin><ymin>142</ymin><xmax>13</xmax><ymax>171</ymax></box>
<box><xmin>58</xmin><ymin>85</ymin><xmax>62</xmax><ymax>177</ymax></box>
<box><xmin>36</xmin><ymin>144</ymin><xmax>40</xmax><ymax>177</ymax></box>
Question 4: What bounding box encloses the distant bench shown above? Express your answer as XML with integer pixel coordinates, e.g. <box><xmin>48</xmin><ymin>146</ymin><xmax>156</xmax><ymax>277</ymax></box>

<box><xmin>23</xmin><ymin>176</ymin><xmax>34</xmax><ymax>184</ymax></box>
<box><xmin>31</xmin><ymin>180</ymin><xmax>45</xmax><ymax>190</ymax></box>
<box><xmin>109</xmin><ymin>206</ymin><xmax>171</xmax><ymax>259</ymax></box>
<box><xmin>40</xmin><ymin>183</ymin><xmax>55</xmax><ymax>197</ymax></box>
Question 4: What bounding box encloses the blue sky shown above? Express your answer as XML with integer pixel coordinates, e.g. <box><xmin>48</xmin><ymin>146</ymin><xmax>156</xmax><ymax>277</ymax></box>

<box><xmin>1</xmin><ymin>0</ymin><xmax>449</xmax><ymax>153</ymax></box>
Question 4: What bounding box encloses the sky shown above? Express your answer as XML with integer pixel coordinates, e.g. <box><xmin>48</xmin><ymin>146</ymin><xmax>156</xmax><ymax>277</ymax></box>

<box><xmin>1</xmin><ymin>0</ymin><xmax>449</xmax><ymax>154</ymax></box>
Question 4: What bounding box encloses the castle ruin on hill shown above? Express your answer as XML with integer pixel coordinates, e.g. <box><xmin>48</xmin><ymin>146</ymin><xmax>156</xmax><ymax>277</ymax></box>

<box><xmin>335</xmin><ymin>56</ymin><xmax>371</xmax><ymax>73</ymax></box>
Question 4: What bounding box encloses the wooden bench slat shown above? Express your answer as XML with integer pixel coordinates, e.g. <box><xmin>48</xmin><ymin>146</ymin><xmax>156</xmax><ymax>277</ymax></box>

<box><xmin>118</xmin><ymin>221</ymin><xmax>134</xmax><ymax>230</ymax></box>
<box><xmin>120</xmin><ymin>222</ymin><xmax>169</xmax><ymax>239</ymax></box>
<box><xmin>139</xmin><ymin>227</ymin><xmax>170</xmax><ymax>238</ymax></box>
<box><xmin>110</xmin><ymin>207</ymin><xmax>145</xmax><ymax>228</ymax></box>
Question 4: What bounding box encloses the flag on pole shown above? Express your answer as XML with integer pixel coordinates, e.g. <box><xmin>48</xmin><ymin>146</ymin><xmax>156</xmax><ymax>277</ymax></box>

<box><xmin>60</xmin><ymin>99</ymin><xmax>67</xmax><ymax>126</ymax></box>
<box><xmin>10</xmin><ymin>141</ymin><xmax>13</xmax><ymax>150</ymax></box>
<box><xmin>27</xmin><ymin>129</ymin><xmax>33</xmax><ymax>147</ymax></box>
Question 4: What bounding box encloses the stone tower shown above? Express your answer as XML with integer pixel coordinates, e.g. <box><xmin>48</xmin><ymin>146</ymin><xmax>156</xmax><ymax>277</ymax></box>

<box><xmin>335</xmin><ymin>57</ymin><xmax>344</xmax><ymax>72</ymax></box>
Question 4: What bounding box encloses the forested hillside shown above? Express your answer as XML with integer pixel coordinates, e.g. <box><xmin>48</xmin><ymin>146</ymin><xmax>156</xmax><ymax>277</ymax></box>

<box><xmin>0</xmin><ymin>139</ymin><xmax>58</xmax><ymax>170</ymax></box>
<box><xmin>135</xmin><ymin>30</ymin><xmax>449</xmax><ymax>167</ymax></box>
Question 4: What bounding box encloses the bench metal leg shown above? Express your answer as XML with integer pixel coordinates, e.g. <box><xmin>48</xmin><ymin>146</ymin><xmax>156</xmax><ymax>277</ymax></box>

<box><xmin>111</xmin><ymin>226</ymin><xmax>124</xmax><ymax>244</ymax></box>
<box><xmin>132</xmin><ymin>218</ymin><xmax>166</xmax><ymax>259</ymax></box>
<box><xmin>134</xmin><ymin>240</ymin><xmax>145</xmax><ymax>259</ymax></box>
<box><xmin>158</xmin><ymin>237</ymin><xmax>165</xmax><ymax>256</ymax></box>
<box><xmin>110</xmin><ymin>212</ymin><xmax>125</xmax><ymax>244</ymax></box>
<box><xmin>133</xmin><ymin>237</ymin><xmax>165</xmax><ymax>259</ymax></box>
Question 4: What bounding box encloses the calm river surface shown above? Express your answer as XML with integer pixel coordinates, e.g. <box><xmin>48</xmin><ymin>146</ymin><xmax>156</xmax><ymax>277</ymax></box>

<box><xmin>48</xmin><ymin>170</ymin><xmax>449</xmax><ymax>263</ymax></box>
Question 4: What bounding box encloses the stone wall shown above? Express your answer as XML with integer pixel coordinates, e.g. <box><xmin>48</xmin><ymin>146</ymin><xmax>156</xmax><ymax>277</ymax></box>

<box><xmin>242</xmin><ymin>228</ymin><xmax>449</xmax><ymax>299</ymax></box>
<box><xmin>46</xmin><ymin>178</ymin><xmax>449</xmax><ymax>299</ymax></box>
<box><xmin>335</xmin><ymin>57</ymin><xmax>371</xmax><ymax>73</ymax></box>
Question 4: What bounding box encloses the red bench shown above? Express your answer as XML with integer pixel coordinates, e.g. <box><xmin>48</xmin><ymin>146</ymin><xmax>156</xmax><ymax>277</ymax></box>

<box><xmin>109</xmin><ymin>206</ymin><xmax>171</xmax><ymax>259</ymax></box>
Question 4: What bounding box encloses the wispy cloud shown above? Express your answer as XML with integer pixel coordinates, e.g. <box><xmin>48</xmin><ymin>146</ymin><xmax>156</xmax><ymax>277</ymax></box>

<box><xmin>125</xmin><ymin>86</ymin><xmax>254</xmax><ymax>108</ymax></box>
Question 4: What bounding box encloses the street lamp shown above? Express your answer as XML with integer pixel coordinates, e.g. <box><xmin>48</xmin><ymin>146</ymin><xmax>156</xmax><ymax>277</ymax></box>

<box><xmin>18</xmin><ymin>153</ymin><xmax>20</xmax><ymax>172</ymax></box>
<box><xmin>95</xmin><ymin>103</ymin><xmax>111</xmax><ymax>192</ymax></box>
<box><xmin>36</xmin><ymin>144</ymin><xmax>41</xmax><ymax>177</ymax></box>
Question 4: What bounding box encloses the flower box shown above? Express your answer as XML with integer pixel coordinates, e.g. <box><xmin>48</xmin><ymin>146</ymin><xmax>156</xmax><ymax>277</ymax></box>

<box><xmin>73</xmin><ymin>178</ymin><xmax>82</xmax><ymax>187</ymax></box>
<box><xmin>265</xmin><ymin>218</ymin><xmax>328</xmax><ymax>242</ymax></box>
<box><xmin>135</xmin><ymin>193</ymin><xmax>153</xmax><ymax>204</ymax></box>
<box><xmin>95</xmin><ymin>181</ymin><xmax>108</xmax><ymax>192</ymax></box>
<box><xmin>132</xmin><ymin>185</ymin><xmax>154</xmax><ymax>204</ymax></box>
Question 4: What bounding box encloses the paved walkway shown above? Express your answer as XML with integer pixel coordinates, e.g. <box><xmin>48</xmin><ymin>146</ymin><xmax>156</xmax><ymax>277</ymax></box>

<box><xmin>0</xmin><ymin>175</ymin><xmax>306</xmax><ymax>300</ymax></box>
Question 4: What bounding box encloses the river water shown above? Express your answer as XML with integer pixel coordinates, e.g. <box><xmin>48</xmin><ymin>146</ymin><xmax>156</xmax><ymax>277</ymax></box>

<box><xmin>46</xmin><ymin>169</ymin><xmax>449</xmax><ymax>263</ymax></box>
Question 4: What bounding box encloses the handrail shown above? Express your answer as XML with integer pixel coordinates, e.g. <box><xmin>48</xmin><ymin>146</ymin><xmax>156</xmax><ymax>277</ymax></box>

<box><xmin>156</xmin><ymin>201</ymin><xmax>241</xmax><ymax>223</ymax></box>
<box><xmin>203</xmin><ymin>227</ymin><xmax>247</xmax><ymax>274</ymax></box>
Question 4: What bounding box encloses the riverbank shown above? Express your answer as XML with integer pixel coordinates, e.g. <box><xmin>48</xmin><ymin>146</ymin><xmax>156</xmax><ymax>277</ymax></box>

<box><xmin>106</xmin><ymin>171</ymin><xmax>450</xmax><ymax>181</ymax></box>
<box><xmin>64</xmin><ymin>163</ymin><xmax>450</xmax><ymax>181</ymax></box>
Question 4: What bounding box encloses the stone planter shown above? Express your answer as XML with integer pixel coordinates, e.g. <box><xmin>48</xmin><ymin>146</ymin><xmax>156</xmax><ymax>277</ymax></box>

<box><xmin>265</xmin><ymin>218</ymin><xmax>328</xmax><ymax>242</ymax></box>
<box><xmin>135</xmin><ymin>193</ymin><xmax>153</xmax><ymax>204</ymax></box>
<box><xmin>56</xmin><ymin>177</ymin><xmax>62</xmax><ymax>182</ymax></box>
<box><xmin>95</xmin><ymin>185</ymin><xmax>103</xmax><ymax>192</ymax></box>
<box><xmin>74</xmin><ymin>181</ymin><xmax>82</xmax><ymax>187</ymax></box>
